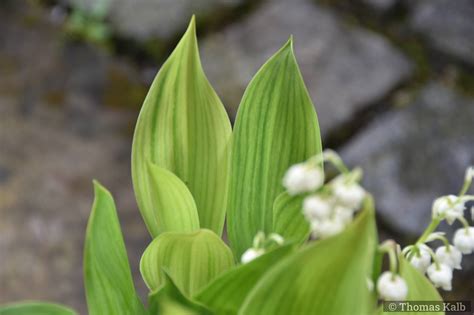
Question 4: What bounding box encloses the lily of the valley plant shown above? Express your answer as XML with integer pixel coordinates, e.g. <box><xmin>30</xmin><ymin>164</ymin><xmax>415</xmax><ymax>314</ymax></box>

<box><xmin>2</xmin><ymin>17</ymin><xmax>474</xmax><ymax>315</ymax></box>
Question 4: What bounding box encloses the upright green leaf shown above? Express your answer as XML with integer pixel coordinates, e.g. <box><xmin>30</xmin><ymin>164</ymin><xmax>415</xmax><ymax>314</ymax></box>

<box><xmin>272</xmin><ymin>192</ymin><xmax>310</xmax><ymax>244</ymax></box>
<box><xmin>195</xmin><ymin>244</ymin><xmax>295</xmax><ymax>315</ymax></box>
<box><xmin>132</xmin><ymin>16</ymin><xmax>232</xmax><ymax>237</ymax></box>
<box><xmin>240</xmin><ymin>197</ymin><xmax>377</xmax><ymax>315</ymax></box>
<box><xmin>146</xmin><ymin>162</ymin><xmax>200</xmax><ymax>234</ymax></box>
<box><xmin>140</xmin><ymin>229</ymin><xmax>235</xmax><ymax>296</ymax></box>
<box><xmin>148</xmin><ymin>272</ymin><xmax>212</xmax><ymax>315</ymax></box>
<box><xmin>0</xmin><ymin>302</ymin><xmax>77</xmax><ymax>315</ymax></box>
<box><xmin>227</xmin><ymin>38</ymin><xmax>322</xmax><ymax>256</ymax></box>
<box><xmin>381</xmin><ymin>256</ymin><xmax>443</xmax><ymax>315</ymax></box>
<box><xmin>84</xmin><ymin>181</ymin><xmax>145</xmax><ymax>315</ymax></box>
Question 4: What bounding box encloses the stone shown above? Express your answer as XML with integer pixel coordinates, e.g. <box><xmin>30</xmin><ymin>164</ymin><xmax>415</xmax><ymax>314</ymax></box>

<box><xmin>409</xmin><ymin>0</ymin><xmax>474</xmax><ymax>66</ymax></box>
<box><xmin>341</xmin><ymin>83</ymin><xmax>474</xmax><ymax>240</ymax></box>
<box><xmin>0</xmin><ymin>3</ymin><xmax>148</xmax><ymax>313</ymax></box>
<box><xmin>200</xmin><ymin>0</ymin><xmax>412</xmax><ymax>137</ymax></box>
<box><xmin>66</xmin><ymin>0</ymin><xmax>247</xmax><ymax>41</ymax></box>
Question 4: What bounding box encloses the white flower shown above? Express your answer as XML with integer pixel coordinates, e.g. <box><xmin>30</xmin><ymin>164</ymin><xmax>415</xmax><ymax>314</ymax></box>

<box><xmin>311</xmin><ymin>219</ymin><xmax>344</xmax><ymax>239</ymax></box>
<box><xmin>241</xmin><ymin>248</ymin><xmax>264</xmax><ymax>264</ymax></box>
<box><xmin>283</xmin><ymin>163</ymin><xmax>324</xmax><ymax>195</ymax></box>
<box><xmin>453</xmin><ymin>227</ymin><xmax>474</xmax><ymax>254</ymax></box>
<box><xmin>332</xmin><ymin>178</ymin><xmax>365</xmax><ymax>208</ymax></box>
<box><xmin>427</xmin><ymin>263</ymin><xmax>453</xmax><ymax>291</ymax></box>
<box><xmin>376</xmin><ymin>272</ymin><xmax>408</xmax><ymax>301</ymax></box>
<box><xmin>303</xmin><ymin>196</ymin><xmax>332</xmax><ymax>220</ymax></box>
<box><xmin>269</xmin><ymin>233</ymin><xmax>284</xmax><ymax>245</ymax></box>
<box><xmin>334</xmin><ymin>205</ymin><xmax>354</xmax><ymax>225</ymax></box>
<box><xmin>408</xmin><ymin>244</ymin><xmax>431</xmax><ymax>274</ymax></box>
<box><xmin>432</xmin><ymin>195</ymin><xmax>465</xmax><ymax>224</ymax></box>
<box><xmin>435</xmin><ymin>246</ymin><xmax>462</xmax><ymax>270</ymax></box>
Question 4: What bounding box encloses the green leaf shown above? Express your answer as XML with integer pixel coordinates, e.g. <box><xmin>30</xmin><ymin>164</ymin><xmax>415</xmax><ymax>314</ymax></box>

<box><xmin>0</xmin><ymin>302</ymin><xmax>77</xmax><ymax>315</ymax></box>
<box><xmin>140</xmin><ymin>229</ymin><xmax>235</xmax><ymax>296</ymax></box>
<box><xmin>84</xmin><ymin>181</ymin><xmax>146</xmax><ymax>315</ymax></box>
<box><xmin>146</xmin><ymin>162</ymin><xmax>200</xmax><ymax>234</ymax></box>
<box><xmin>380</xmin><ymin>256</ymin><xmax>443</xmax><ymax>315</ymax></box>
<box><xmin>148</xmin><ymin>271</ymin><xmax>212</xmax><ymax>315</ymax></box>
<box><xmin>227</xmin><ymin>38</ymin><xmax>322</xmax><ymax>256</ymax></box>
<box><xmin>195</xmin><ymin>244</ymin><xmax>295</xmax><ymax>315</ymax></box>
<box><xmin>272</xmin><ymin>192</ymin><xmax>310</xmax><ymax>244</ymax></box>
<box><xmin>132</xmin><ymin>16</ymin><xmax>232</xmax><ymax>237</ymax></box>
<box><xmin>240</xmin><ymin>197</ymin><xmax>377</xmax><ymax>315</ymax></box>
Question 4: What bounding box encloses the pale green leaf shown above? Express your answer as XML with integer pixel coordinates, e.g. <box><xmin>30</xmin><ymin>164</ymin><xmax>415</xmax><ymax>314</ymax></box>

<box><xmin>227</xmin><ymin>38</ymin><xmax>322</xmax><ymax>256</ymax></box>
<box><xmin>148</xmin><ymin>271</ymin><xmax>212</xmax><ymax>315</ymax></box>
<box><xmin>0</xmin><ymin>302</ymin><xmax>77</xmax><ymax>315</ymax></box>
<box><xmin>146</xmin><ymin>162</ymin><xmax>200</xmax><ymax>234</ymax></box>
<box><xmin>380</xmin><ymin>256</ymin><xmax>443</xmax><ymax>315</ymax></box>
<box><xmin>132</xmin><ymin>16</ymin><xmax>232</xmax><ymax>237</ymax></box>
<box><xmin>272</xmin><ymin>192</ymin><xmax>310</xmax><ymax>244</ymax></box>
<box><xmin>240</xmin><ymin>197</ymin><xmax>377</xmax><ymax>315</ymax></box>
<box><xmin>195</xmin><ymin>244</ymin><xmax>295</xmax><ymax>315</ymax></box>
<box><xmin>84</xmin><ymin>181</ymin><xmax>146</xmax><ymax>315</ymax></box>
<box><xmin>140</xmin><ymin>229</ymin><xmax>235</xmax><ymax>296</ymax></box>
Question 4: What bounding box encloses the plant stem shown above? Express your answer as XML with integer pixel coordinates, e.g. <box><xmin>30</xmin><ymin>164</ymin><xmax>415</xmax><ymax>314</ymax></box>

<box><xmin>415</xmin><ymin>217</ymin><xmax>442</xmax><ymax>245</ymax></box>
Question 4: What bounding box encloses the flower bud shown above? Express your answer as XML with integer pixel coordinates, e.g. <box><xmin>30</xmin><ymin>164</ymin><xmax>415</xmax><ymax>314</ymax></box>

<box><xmin>241</xmin><ymin>248</ymin><xmax>264</xmax><ymax>264</ymax></box>
<box><xmin>334</xmin><ymin>205</ymin><xmax>354</xmax><ymax>225</ymax></box>
<box><xmin>283</xmin><ymin>163</ymin><xmax>324</xmax><ymax>195</ymax></box>
<box><xmin>427</xmin><ymin>263</ymin><xmax>453</xmax><ymax>291</ymax></box>
<box><xmin>310</xmin><ymin>219</ymin><xmax>344</xmax><ymax>239</ymax></box>
<box><xmin>432</xmin><ymin>195</ymin><xmax>464</xmax><ymax>224</ymax></box>
<box><xmin>435</xmin><ymin>246</ymin><xmax>462</xmax><ymax>270</ymax></box>
<box><xmin>303</xmin><ymin>196</ymin><xmax>332</xmax><ymax>220</ymax></box>
<box><xmin>332</xmin><ymin>178</ymin><xmax>365</xmax><ymax>208</ymax></box>
<box><xmin>376</xmin><ymin>272</ymin><xmax>408</xmax><ymax>301</ymax></box>
<box><xmin>408</xmin><ymin>244</ymin><xmax>431</xmax><ymax>274</ymax></box>
<box><xmin>453</xmin><ymin>227</ymin><xmax>474</xmax><ymax>254</ymax></box>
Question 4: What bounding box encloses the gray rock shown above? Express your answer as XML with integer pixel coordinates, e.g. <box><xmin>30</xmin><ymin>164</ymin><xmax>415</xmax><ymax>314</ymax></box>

<box><xmin>409</xmin><ymin>0</ymin><xmax>474</xmax><ymax>66</ymax></box>
<box><xmin>341</xmin><ymin>83</ymin><xmax>474</xmax><ymax>239</ymax></box>
<box><xmin>66</xmin><ymin>0</ymin><xmax>246</xmax><ymax>41</ymax></box>
<box><xmin>200</xmin><ymin>0</ymin><xmax>412</xmax><ymax>136</ymax></box>
<box><xmin>0</xmin><ymin>3</ymin><xmax>149</xmax><ymax>313</ymax></box>
<box><xmin>363</xmin><ymin>0</ymin><xmax>398</xmax><ymax>12</ymax></box>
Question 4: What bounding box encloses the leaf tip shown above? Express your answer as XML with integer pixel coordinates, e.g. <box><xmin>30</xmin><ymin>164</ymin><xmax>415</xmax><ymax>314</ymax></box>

<box><xmin>186</xmin><ymin>15</ymin><xmax>197</xmax><ymax>37</ymax></box>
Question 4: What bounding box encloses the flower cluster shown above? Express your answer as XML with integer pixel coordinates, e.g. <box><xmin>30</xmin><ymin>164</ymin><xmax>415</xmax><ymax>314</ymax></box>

<box><xmin>376</xmin><ymin>166</ymin><xmax>474</xmax><ymax>301</ymax></box>
<box><xmin>402</xmin><ymin>166</ymin><xmax>474</xmax><ymax>291</ymax></box>
<box><xmin>283</xmin><ymin>150</ymin><xmax>366</xmax><ymax>239</ymax></box>
<box><xmin>241</xmin><ymin>232</ymin><xmax>284</xmax><ymax>264</ymax></box>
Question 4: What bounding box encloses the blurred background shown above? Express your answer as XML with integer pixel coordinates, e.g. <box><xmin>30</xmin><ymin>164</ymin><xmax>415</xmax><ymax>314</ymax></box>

<box><xmin>0</xmin><ymin>0</ymin><xmax>473</xmax><ymax>313</ymax></box>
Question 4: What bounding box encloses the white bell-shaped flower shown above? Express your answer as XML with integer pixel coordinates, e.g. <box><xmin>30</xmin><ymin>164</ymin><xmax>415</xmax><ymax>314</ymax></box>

<box><xmin>311</xmin><ymin>218</ymin><xmax>344</xmax><ymax>239</ymax></box>
<box><xmin>333</xmin><ymin>205</ymin><xmax>354</xmax><ymax>225</ymax></box>
<box><xmin>427</xmin><ymin>263</ymin><xmax>453</xmax><ymax>291</ymax></box>
<box><xmin>283</xmin><ymin>163</ymin><xmax>324</xmax><ymax>195</ymax></box>
<box><xmin>332</xmin><ymin>178</ymin><xmax>366</xmax><ymax>208</ymax></box>
<box><xmin>376</xmin><ymin>272</ymin><xmax>408</xmax><ymax>301</ymax></box>
<box><xmin>408</xmin><ymin>244</ymin><xmax>431</xmax><ymax>274</ymax></box>
<box><xmin>432</xmin><ymin>195</ymin><xmax>465</xmax><ymax>224</ymax></box>
<box><xmin>303</xmin><ymin>196</ymin><xmax>332</xmax><ymax>220</ymax></box>
<box><xmin>453</xmin><ymin>227</ymin><xmax>474</xmax><ymax>254</ymax></box>
<box><xmin>435</xmin><ymin>246</ymin><xmax>462</xmax><ymax>270</ymax></box>
<box><xmin>241</xmin><ymin>248</ymin><xmax>264</xmax><ymax>264</ymax></box>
